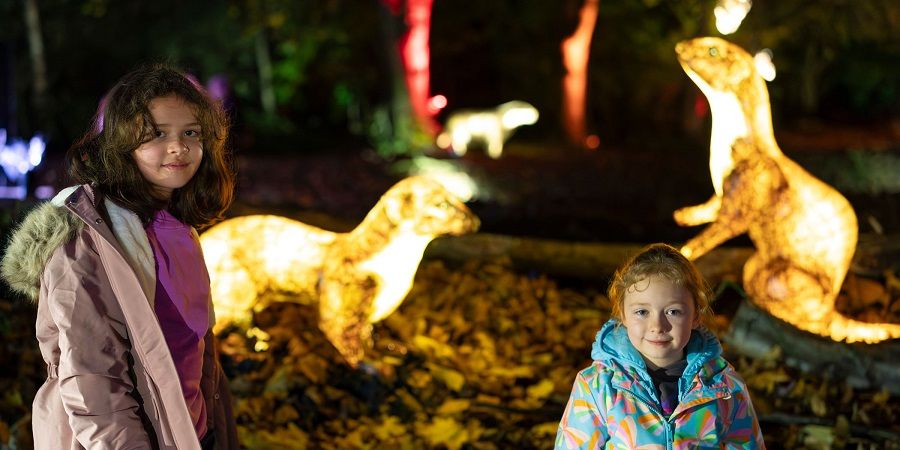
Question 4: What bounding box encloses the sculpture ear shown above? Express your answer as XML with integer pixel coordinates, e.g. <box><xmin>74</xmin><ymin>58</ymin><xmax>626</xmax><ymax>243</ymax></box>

<box><xmin>383</xmin><ymin>193</ymin><xmax>412</xmax><ymax>225</ymax></box>
<box><xmin>383</xmin><ymin>197</ymin><xmax>402</xmax><ymax>225</ymax></box>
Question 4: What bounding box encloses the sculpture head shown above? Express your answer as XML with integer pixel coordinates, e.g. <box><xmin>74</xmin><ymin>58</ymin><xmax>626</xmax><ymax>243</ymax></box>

<box><xmin>381</xmin><ymin>176</ymin><xmax>480</xmax><ymax>237</ymax></box>
<box><xmin>675</xmin><ymin>37</ymin><xmax>764</xmax><ymax>98</ymax></box>
<box><xmin>498</xmin><ymin>101</ymin><xmax>540</xmax><ymax>129</ymax></box>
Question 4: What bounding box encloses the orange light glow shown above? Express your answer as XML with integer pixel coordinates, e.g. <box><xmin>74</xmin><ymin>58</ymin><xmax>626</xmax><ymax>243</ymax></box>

<box><xmin>201</xmin><ymin>176</ymin><xmax>480</xmax><ymax>365</ymax></box>
<box><xmin>436</xmin><ymin>101</ymin><xmax>539</xmax><ymax>158</ymax></box>
<box><xmin>561</xmin><ymin>0</ymin><xmax>599</xmax><ymax>147</ymax></box>
<box><xmin>674</xmin><ymin>37</ymin><xmax>898</xmax><ymax>344</ymax></box>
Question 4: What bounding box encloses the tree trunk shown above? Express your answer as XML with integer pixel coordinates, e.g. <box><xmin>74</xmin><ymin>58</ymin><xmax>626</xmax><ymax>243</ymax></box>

<box><xmin>724</xmin><ymin>299</ymin><xmax>900</xmax><ymax>394</ymax></box>
<box><xmin>255</xmin><ymin>31</ymin><xmax>276</xmax><ymax>116</ymax></box>
<box><xmin>424</xmin><ymin>233</ymin><xmax>752</xmax><ymax>282</ymax></box>
<box><xmin>398</xmin><ymin>0</ymin><xmax>438</xmax><ymax>136</ymax></box>
<box><xmin>377</xmin><ymin>0</ymin><xmax>416</xmax><ymax>154</ymax></box>
<box><xmin>0</xmin><ymin>43</ymin><xmax>15</xmax><ymax>134</ymax></box>
<box><xmin>23</xmin><ymin>0</ymin><xmax>47</xmax><ymax>123</ymax></box>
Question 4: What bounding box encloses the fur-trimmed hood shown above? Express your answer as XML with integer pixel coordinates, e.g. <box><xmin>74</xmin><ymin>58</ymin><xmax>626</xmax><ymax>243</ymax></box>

<box><xmin>1</xmin><ymin>188</ymin><xmax>83</xmax><ymax>301</ymax></box>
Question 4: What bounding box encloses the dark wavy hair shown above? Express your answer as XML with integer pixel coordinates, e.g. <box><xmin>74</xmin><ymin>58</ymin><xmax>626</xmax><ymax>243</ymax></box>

<box><xmin>67</xmin><ymin>63</ymin><xmax>234</xmax><ymax>229</ymax></box>
<box><xmin>608</xmin><ymin>243</ymin><xmax>713</xmax><ymax>326</ymax></box>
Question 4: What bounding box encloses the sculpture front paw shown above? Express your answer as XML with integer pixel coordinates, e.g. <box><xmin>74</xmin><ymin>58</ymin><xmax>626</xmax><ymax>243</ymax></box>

<box><xmin>673</xmin><ymin>197</ymin><xmax>721</xmax><ymax>226</ymax></box>
<box><xmin>673</xmin><ymin>206</ymin><xmax>706</xmax><ymax>227</ymax></box>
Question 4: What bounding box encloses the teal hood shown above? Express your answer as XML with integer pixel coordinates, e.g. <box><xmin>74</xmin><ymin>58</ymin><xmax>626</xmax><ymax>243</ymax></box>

<box><xmin>590</xmin><ymin>319</ymin><xmax>724</xmax><ymax>386</ymax></box>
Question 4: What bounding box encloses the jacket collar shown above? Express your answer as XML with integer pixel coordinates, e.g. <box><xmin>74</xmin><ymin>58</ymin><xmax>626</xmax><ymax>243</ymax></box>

<box><xmin>54</xmin><ymin>185</ymin><xmax>158</xmax><ymax>307</ymax></box>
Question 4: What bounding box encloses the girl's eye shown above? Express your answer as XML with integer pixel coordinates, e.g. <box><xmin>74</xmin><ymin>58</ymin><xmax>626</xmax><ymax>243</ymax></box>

<box><xmin>185</xmin><ymin>130</ymin><xmax>201</xmax><ymax>138</ymax></box>
<box><xmin>633</xmin><ymin>309</ymin><xmax>648</xmax><ymax>317</ymax></box>
<box><xmin>666</xmin><ymin>309</ymin><xmax>683</xmax><ymax>316</ymax></box>
<box><xmin>153</xmin><ymin>130</ymin><xmax>165</xmax><ymax>139</ymax></box>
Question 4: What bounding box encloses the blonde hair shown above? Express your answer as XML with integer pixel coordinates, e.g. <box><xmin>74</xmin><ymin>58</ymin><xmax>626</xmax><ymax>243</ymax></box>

<box><xmin>608</xmin><ymin>243</ymin><xmax>713</xmax><ymax>325</ymax></box>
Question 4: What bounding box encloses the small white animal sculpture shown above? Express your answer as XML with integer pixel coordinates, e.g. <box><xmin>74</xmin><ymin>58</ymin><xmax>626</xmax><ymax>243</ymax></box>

<box><xmin>200</xmin><ymin>176</ymin><xmax>480</xmax><ymax>366</ymax></box>
<box><xmin>437</xmin><ymin>100</ymin><xmax>539</xmax><ymax>158</ymax></box>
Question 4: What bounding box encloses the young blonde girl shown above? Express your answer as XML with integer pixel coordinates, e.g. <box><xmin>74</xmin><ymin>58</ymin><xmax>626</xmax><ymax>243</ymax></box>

<box><xmin>555</xmin><ymin>243</ymin><xmax>765</xmax><ymax>449</ymax></box>
<box><xmin>2</xmin><ymin>64</ymin><xmax>238</xmax><ymax>449</ymax></box>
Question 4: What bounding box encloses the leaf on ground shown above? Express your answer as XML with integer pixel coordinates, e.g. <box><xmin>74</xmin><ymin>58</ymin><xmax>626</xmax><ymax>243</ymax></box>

<box><xmin>436</xmin><ymin>398</ymin><xmax>471</xmax><ymax>415</ymax></box>
<box><xmin>418</xmin><ymin>416</ymin><xmax>469</xmax><ymax>450</ymax></box>
<box><xmin>427</xmin><ymin>362</ymin><xmax>466</xmax><ymax>392</ymax></box>
<box><xmin>526</xmin><ymin>379</ymin><xmax>555</xmax><ymax>402</ymax></box>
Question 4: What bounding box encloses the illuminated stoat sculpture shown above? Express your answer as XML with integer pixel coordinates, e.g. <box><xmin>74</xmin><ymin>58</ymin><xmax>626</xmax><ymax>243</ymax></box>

<box><xmin>674</xmin><ymin>37</ymin><xmax>899</xmax><ymax>343</ymax></box>
<box><xmin>201</xmin><ymin>176</ymin><xmax>480</xmax><ymax>365</ymax></box>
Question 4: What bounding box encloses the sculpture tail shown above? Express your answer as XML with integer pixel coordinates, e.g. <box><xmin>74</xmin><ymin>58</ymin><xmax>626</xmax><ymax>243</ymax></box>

<box><xmin>761</xmin><ymin>300</ymin><xmax>900</xmax><ymax>344</ymax></box>
<box><xmin>818</xmin><ymin>312</ymin><xmax>900</xmax><ymax>344</ymax></box>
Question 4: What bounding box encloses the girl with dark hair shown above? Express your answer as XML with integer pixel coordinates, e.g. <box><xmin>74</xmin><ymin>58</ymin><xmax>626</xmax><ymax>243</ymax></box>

<box><xmin>1</xmin><ymin>64</ymin><xmax>238</xmax><ymax>449</ymax></box>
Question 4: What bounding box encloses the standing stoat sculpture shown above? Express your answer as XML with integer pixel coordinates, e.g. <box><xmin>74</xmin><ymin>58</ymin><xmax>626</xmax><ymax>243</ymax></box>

<box><xmin>674</xmin><ymin>37</ymin><xmax>898</xmax><ymax>343</ymax></box>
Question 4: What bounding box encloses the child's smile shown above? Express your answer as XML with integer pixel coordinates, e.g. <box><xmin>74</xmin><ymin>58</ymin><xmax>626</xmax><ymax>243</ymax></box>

<box><xmin>621</xmin><ymin>275</ymin><xmax>698</xmax><ymax>369</ymax></box>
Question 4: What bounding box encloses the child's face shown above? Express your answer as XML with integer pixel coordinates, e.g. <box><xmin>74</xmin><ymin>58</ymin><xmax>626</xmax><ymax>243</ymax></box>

<box><xmin>621</xmin><ymin>275</ymin><xmax>698</xmax><ymax>369</ymax></box>
<box><xmin>133</xmin><ymin>95</ymin><xmax>203</xmax><ymax>200</ymax></box>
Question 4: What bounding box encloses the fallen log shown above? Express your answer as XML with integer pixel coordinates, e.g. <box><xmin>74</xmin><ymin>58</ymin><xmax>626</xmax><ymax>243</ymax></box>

<box><xmin>724</xmin><ymin>299</ymin><xmax>900</xmax><ymax>394</ymax></box>
<box><xmin>424</xmin><ymin>233</ymin><xmax>753</xmax><ymax>283</ymax></box>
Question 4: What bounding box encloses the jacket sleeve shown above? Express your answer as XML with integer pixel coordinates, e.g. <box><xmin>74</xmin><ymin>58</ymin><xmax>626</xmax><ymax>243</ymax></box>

<box><xmin>201</xmin><ymin>330</ymin><xmax>239</xmax><ymax>449</ymax></box>
<box><xmin>555</xmin><ymin>367</ymin><xmax>608</xmax><ymax>450</ymax></box>
<box><xmin>722</xmin><ymin>377</ymin><xmax>766</xmax><ymax>449</ymax></box>
<box><xmin>43</xmin><ymin>237</ymin><xmax>154</xmax><ymax>449</ymax></box>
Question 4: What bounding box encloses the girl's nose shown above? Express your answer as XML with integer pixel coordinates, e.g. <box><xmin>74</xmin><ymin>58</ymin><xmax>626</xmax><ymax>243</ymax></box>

<box><xmin>651</xmin><ymin>313</ymin><xmax>671</xmax><ymax>332</ymax></box>
<box><xmin>167</xmin><ymin>137</ymin><xmax>190</xmax><ymax>154</ymax></box>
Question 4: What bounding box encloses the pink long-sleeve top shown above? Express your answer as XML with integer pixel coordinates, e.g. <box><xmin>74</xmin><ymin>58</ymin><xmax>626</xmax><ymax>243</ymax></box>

<box><xmin>145</xmin><ymin>209</ymin><xmax>209</xmax><ymax>439</ymax></box>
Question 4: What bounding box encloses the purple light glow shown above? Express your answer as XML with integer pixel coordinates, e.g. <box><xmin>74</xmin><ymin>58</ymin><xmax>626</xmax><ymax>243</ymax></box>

<box><xmin>0</xmin><ymin>129</ymin><xmax>47</xmax><ymax>199</ymax></box>
<box><xmin>206</xmin><ymin>74</ymin><xmax>230</xmax><ymax>102</ymax></box>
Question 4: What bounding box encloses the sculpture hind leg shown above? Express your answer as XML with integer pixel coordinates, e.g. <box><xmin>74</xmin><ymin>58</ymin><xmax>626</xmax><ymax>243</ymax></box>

<box><xmin>744</xmin><ymin>255</ymin><xmax>900</xmax><ymax>343</ymax></box>
<box><xmin>318</xmin><ymin>271</ymin><xmax>375</xmax><ymax>367</ymax></box>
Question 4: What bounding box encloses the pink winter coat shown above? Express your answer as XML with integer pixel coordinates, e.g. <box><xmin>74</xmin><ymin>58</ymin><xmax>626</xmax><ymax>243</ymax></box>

<box><xmin>1</xmin><ymin>185</ymin><xmax>238</xmax><ymax>449</ymax></box>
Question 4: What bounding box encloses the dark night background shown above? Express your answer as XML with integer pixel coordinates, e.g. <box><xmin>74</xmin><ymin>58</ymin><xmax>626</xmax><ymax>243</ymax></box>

<box><xmin>1</xmin><ymin>0</ymin><xmax>898</xmax><ymax>244</ymax></box>
<box><xmin>1</xmin><ymin>0</ymin><xmax>900</xmax><ymax>448</ymax></box>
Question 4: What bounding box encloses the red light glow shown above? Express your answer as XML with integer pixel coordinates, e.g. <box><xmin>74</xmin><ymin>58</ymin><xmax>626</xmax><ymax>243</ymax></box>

<box><xmin>561</xmin><ymin>0</ymin><xmax>599</xmax><ymax>148</ymax></box>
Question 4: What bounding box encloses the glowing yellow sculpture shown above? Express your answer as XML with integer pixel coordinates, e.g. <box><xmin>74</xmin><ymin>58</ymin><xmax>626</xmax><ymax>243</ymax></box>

<box><xmin>436</xmin><ymin>101</ymin><xmax>539</xmax><ymax>159</ymax></box>
<box><xmin>201</xmin><ymin>176</ymin><xmax>480</xmax><ymax>365</ymax></box>
<box><xmin>674</xmin><ymin>37</ymin><xmax>900</xmax><ymax>343</ymax></box>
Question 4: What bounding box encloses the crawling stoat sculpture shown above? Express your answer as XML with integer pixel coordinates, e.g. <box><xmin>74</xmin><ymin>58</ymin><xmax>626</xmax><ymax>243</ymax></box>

<box><xmin>201</xmin><ymin>176</ymin><xmax>480</xmax><ymax>365</ymax></box>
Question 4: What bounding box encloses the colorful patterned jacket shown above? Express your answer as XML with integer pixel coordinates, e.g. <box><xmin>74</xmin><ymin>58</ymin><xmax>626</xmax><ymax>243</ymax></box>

<box><xmin>555</xmin><ymin>320</ymin><xmax>765</xmax><ymax>449</ymax></box>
